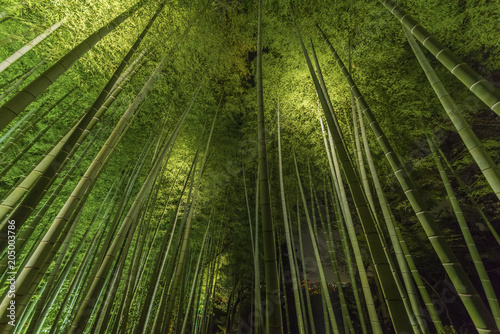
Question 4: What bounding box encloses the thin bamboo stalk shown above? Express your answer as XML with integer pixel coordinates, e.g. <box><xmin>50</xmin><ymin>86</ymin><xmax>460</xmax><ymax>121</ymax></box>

<box><xmin>0</xmin><ymin>18</ymin><xmax>65</xmax><ymax>73</ymax></box>
<box><xmin>277</xmin><ymin>107</ymin><xmax>305</xmax><ymax>334</ymax></box>
<box><xmin>294</xmin><ymin>152</ymin><xmax>340</xmax><ymax>333</ymax></box>
<box><xmin>256</xmin><ymin>0</ymin><xmax>282</xmax><ymax>331</ymax></box>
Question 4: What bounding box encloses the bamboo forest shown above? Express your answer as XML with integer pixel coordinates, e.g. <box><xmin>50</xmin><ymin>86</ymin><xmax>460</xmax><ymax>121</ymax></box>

<box><xmin>0</xmin><ymin>0</ymin><xmax>500</xmax><ymax>333</ymax></box>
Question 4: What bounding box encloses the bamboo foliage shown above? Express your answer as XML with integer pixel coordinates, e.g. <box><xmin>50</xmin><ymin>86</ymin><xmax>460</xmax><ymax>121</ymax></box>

<box><xmin>318</xmin><ymin>26</ymin><xmax>498</xmax><ymax>332</ymax></box>
<box><xmin>0</xmin><ymin>1</ymin><xmax>143</xmax><ymax>130</ymax></box>
<box><xmin>0</xmin><ymin>2</ymin><xmax>497</xmax><ymax>333</ymax></box>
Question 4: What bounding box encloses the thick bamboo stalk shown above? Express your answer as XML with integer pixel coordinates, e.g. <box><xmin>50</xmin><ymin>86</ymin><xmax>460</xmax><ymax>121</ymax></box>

<box><xmin>0</xmin><ymin>60</ymin><xmax>161</xmax><ymax>327</ymax></box>
<box><xmin>380</xmin><ymin>0</ymin><xmax>500</xmax><ymax>117</ymax></box>
<box><xmin>403</xmin><ymin>27</ymin><xmax>500</xmax><ymax>202</ymax></box>
<box><xmin>0</xmin><ymin>126</ymin><xmax>101</xmax><ymax>278</ymax></box>
<box><xmin>0</xmin><ymin>59</ymin><xmax>46</xmax><ymax>103</ymax></box>
<box><xmin>0</xmin><ymin>45</ymin><xmax>142</xmax><ymax>248</ymax></box>
<box><xmin>0</xmin><ymin>105</ymin><xmax>36</xmax><ymax>145</ymax></box>
<box><xmin>0</xmin><ymin>86</ymin><xmax>77</xmax><ymax>156</ymax></box>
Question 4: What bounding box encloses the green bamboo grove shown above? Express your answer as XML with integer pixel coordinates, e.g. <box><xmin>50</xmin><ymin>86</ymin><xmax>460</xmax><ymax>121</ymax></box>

<box><xmin>0</xmin><ymin>0</ymin><xmax>499</xmax><ymax>333</ymax></box>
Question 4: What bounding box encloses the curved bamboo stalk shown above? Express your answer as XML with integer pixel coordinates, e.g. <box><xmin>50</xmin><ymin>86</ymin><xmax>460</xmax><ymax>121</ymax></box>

<box><xmin>0</xmin><ymin>18</ymin><xmax>65</xmax><ymax>74</ymax></box>
<box><xmin>318</xmin><ymin>25</ymin><xmax>498</xmax><ymax>332</ymax></box>
<box><xmin>380</xmin><ymin>0</ymin><xmax>500</xmax><ymax>117</ymax></box>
